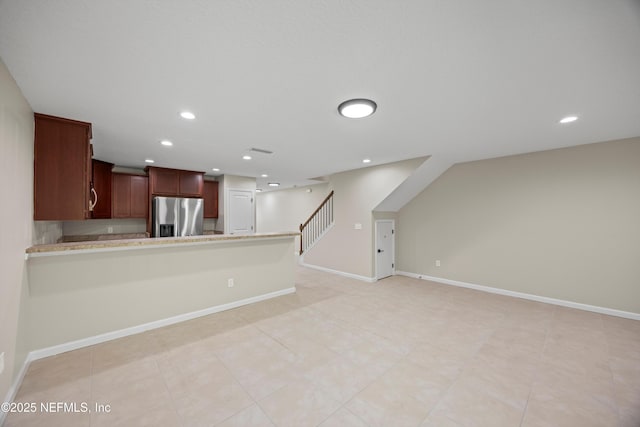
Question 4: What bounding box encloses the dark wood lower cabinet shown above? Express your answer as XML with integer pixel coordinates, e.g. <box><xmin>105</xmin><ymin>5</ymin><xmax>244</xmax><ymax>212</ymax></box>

<box><xmin>112</xmin><ymin>173</ymin><xmax>148</xmax><ymax>218</ymax></box>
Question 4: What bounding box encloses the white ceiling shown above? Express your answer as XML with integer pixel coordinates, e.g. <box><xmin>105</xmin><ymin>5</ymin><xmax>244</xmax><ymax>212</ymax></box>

<box><xmin>1</xmin><ymin>0</ymin><xmax>639</xmax><ymax>192</ymax></box>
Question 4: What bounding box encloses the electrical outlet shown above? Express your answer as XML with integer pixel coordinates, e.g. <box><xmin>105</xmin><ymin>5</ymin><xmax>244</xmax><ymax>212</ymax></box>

<box><xmin>354</xmin><ymin>223</ymin><xmax>362</xmax><ymax>230</ymax></box>
<box><xmin>107</xmin><ymin>226</ymin><xmax>113</xmax><ymax>233</ymax></box>
<box><xmin>435</xmin><ymin>260</ymin><xmax>441</xmax><ymax>267</ymax></box>
<box><xmin>228</xmin><ymin>278</ymin><xmax>234</xmax><ymax>288</ymax></box>
<box><xmin>0</xmin><ymin>352</ymin><xmax>5</xmax><ymax>375</ymax></box>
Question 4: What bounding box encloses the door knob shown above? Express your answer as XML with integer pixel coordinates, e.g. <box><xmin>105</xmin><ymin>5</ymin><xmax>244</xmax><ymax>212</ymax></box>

<box><xmin>377</xmin><ymin>249</ymin><xmax>383</xmax><ymax>253</ymax></box>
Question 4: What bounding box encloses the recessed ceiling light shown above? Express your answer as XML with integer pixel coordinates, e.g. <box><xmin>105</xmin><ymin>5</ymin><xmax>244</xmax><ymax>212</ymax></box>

<box><xmin>212</xmin><ymin>168</ymin><xmax>220</xmax><ymax>172</ymax></box>
<box><xmin>559</xmin><ymin>115</ymin><xmax>578</xmax><ymax>124</ymax></box>
<box><xmin>268</xmin><ymin>182</ymin><xmax>280</xmax><ymax>187</ymax></box>
<box><xmin>362</xmin><ymin>158</ymin><xmax>371</xmax><ymax>163</ymax></box>
<box><xmin>145</xmin><ymin>159</ymin><xmax>155</xmax><ymax>163</ymax></box>
<box><xmin>261</xmin><ymin>174</ymin><xmax>268</xmax><ymax>178</ymax></box>
<box><xmin>180</xmin><ymin>111</ymin><xmax>195</xmax><ymax>120</ymax></box>
<box><xmin>242</xmin><ymin>155</ymin><xmax>252</xmax><ymax>160</ymax></box>
<box><xmin>160</xmin><ymin>140</ymin><xmax>173</xmax><ymax>146</ymax></box>
<box><xmin>338</xmin><ymin>99</ymin><xmax>377</xmax><ymax>119</ymax></box>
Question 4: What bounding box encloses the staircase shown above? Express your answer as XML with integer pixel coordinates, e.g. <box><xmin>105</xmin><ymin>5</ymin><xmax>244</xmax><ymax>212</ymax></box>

<box><xmin>299</xmin><ymin>191</ymin><xmax>334</xmax><ymax>254</ymax></box>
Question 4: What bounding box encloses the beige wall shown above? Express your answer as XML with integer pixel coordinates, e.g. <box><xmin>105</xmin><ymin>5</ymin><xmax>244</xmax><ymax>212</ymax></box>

<box><xmin>256</xmin><ymin>182</ymin><xmax>330</xmax><ymax>251</ymax></box>
<box><xmin>398</xmin><ymin>138</ymin><xmax>640</xmax><ymax>314</ymax></box>
<box><xmin>303</xmin><ymin>158</ymin><xmax>425</xmax><ymax>278</ymax></box>
<box><xmin>26</xmin><ymin>237</ymin><xmax>295</xmax><ymax>351</ymax></box>
<box><xmin>0</xmin><ymin>57</ymin><xmax>33</xmax><ymax>403</ymax></box>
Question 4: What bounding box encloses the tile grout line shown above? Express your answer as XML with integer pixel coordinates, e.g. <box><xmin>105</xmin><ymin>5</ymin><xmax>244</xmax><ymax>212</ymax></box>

<box><xmin>88</xmin><ymin>345</ymin><xmax>95</xmax><ymax>427</ymax></box>
<box><xmin>420</xmin><ymin>314</ymin><xmax>501</xmax><ymax>425</ymax></box>
<box><xmin>213</xmin><ymin>328</ymin><xmax>278</xmax><ymax>426</ymax></box>
<box><xmin>151</xmin><ymin>348</ymin><xmax>185</xmax><ymax>427</ymax></box>
<box><xmin>517</xmin><ymin>306</ymin><xmax>553</xmax><ymax>427</ymax></box>
<box><xmin>600</xmin><ymin>314</ymin><xmax>624</xmax><ymax>427</ymax></box>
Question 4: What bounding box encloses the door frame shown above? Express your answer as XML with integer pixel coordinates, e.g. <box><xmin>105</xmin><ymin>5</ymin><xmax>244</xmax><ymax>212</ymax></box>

<box><xmin>225</xmin><ymin>188</ymin><xmax>255</xmax><ymax>234</ymax></box>
<box><xmin>375</xmin><ymin>219</ymin><xmax>395</xmax><ymax>280</ymax></box>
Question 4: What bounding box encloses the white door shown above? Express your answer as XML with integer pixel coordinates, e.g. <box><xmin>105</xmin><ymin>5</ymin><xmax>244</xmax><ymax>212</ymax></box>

<box><xmin>228</xmin><ymin>189</ymin><xmax>254</xmax><ymax>234</ymax></box>
<box><xmin>375</xmin><ymin>220</ymin><xmax>395</xmax><ymax>280</ymax></box>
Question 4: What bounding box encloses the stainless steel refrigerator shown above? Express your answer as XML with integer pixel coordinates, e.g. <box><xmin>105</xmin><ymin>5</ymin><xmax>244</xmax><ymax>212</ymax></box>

<box><xmin>152</xmin><ymin>197</ymin><xmax>204</xmax><ymax>237</ymax></box>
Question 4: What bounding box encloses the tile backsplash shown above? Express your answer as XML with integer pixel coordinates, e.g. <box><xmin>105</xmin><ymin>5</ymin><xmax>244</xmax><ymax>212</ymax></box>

<box><xmin>34</xmin><ymin>218</ymin><xmax>216</xmax><ymax>242</ymax></box>
<box><xmin>32</xmin><ymin>221</ymin><xmax>63</xmax><ymax>245</ymax></box>
<box><xmin>63</xmin><ymin>219</ymin><xmax>147</xmax><ymax>236</ymax></box>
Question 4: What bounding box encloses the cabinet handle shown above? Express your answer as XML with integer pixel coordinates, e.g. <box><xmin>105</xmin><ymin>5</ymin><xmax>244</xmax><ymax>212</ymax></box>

<box><xmin>89</xmin><ymin>188</ymin><xmax>98</xmax><ymax>211</ymax></box>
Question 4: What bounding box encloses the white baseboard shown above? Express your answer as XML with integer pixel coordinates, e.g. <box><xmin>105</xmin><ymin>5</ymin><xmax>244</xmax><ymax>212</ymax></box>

<box><xmin>1</xmin><ymin>353</ymin><xmax>31</xmax><ymax>426</ymax></box>
<box><xmin>300</xmin><ymin>262</ymin><xmax>376</xmax><ymax>283</ymax></box>
<box><xmin>0</xmin><ymin>286</ymin><xmax>296</xmax><ymax>420</ymax></box>
<box><xmin>29</xmin><ymin>286</ymin><xmax>296</xmax><ymax>361</ymax></box>
<box><xmin>396</xmin><ymin>271</ymin><xmax>640</xmax><ymax>321</ymax></box>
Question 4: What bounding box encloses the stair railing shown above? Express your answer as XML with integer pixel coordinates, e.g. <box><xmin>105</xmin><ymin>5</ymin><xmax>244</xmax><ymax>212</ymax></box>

<box><xmin>299</xmin><ymin>190</ymin><xmax>334</xmax><ymax>254</ymax></box>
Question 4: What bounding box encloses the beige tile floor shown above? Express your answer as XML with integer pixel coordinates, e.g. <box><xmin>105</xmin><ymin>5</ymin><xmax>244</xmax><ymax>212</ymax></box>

<box><xmin>4</xmin><ymin>266</ymin><xmax>640</xmax><ymax>427</ymax></box>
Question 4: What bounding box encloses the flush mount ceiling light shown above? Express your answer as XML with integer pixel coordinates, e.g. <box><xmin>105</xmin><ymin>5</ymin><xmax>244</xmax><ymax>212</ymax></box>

<box><xmin>261</xmin><ymin>174</ymin><xmax>268</xmax><ymax>178</ymax></box>
<box><xmin>145</xmin><ymin>159</ymin><xmax>155</xmax><ymax>163</ymax></box>
<box><xmin>212</xmin><ymin>168</ymin><xmax>220</xmax><ymax>172</ymax></box>
<box><xmin>559</xmin><ymin>115</ymin><xmax>578</xmax><ymax>124</ymax></box>
<box><xmin>180</xmin><ymin>111</ymin><xmax>195</xmax><ymax>120</ymax></box>
<box><xmin>160</xmin><ymin>140</ymin><xmax>173</xmax><ymax>146</ymax></box>
<box><xmin>268</xmin><ymin>182</ymin><xmax>280</xmax><ymax>187</ymax></box>
<box><xmin>256</xmin><ymin>189</ymin><xmax>263</xmax><ymax>193</ymax></box>
<box><xmin>362</xmin><ymin>158</ymin><xmax>371</xmax><ymax>163</ymax></box>
<box><xmin>242</xmin><ymin>155</ymin><xmax>252</xmax><ymax>160</ymax></box>
<box><xmin>338</xmin><ymin>98</ymin><xmax>377</xmax><ymax>119</ymax></box>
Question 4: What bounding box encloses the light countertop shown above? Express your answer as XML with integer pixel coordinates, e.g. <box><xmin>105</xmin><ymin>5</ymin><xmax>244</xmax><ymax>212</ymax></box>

<box><xmin>26</xmin><ymin>232</ymin><xmax>300</xmax><ymax>258</ymax></box>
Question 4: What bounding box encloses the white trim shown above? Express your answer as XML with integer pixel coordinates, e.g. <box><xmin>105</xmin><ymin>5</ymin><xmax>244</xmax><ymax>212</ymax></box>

<box><xmin>1</xmin><ymin>354</ymin><xmax>31</xmax><ymax>426</ymax></box>
<box><xmin>396</xmin><ymin>271</ymin><xmax>640</xmax><ymax>320</ymax></box>
<box><xmin>28</xmin><ymin>286</ymin><xmax>295</xmax><ymax>361</ymax></box>
<box><xmin>1</xmin><ymin>285</ymin><xmax>295</xmax><ymax>422</ymax></box>
<box><xmin>301</xmin><ymin>221</ymin><xmax>335</xmax><ymax>255</ymax></box>
<box><xmin>375</xmin><ymin>220</ymin><xmax>395</xmax><ymax>280</ymax></box>
<box><xmin>301</xmin><ymin>262</ymin><xmax>376</xmax><ymax>283</ymax></box>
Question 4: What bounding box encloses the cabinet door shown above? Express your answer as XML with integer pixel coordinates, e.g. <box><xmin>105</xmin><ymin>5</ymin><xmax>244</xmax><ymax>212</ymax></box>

<box><xmin>33</xmin><ymin>114</ymin><xmax>92</xmax><ymax>220</ymax></box>
<box><xmin>91</xmin><ymin>159</ymin><xmax>113</xmax><ymax>219</ymax></box>
<box><xmin>203</xmin><ymin>180</ymin><xmax>219</xmax><ymax>218</ymax></box>
<box><xmin>179</xmin><ymin>171</ymin><xmax>204</xmax><ymax>197</ymax></box>
<box><xmin>130</xmin><ymin>176</ymin><xmax>148</xmax><ymax>218</ymax></box>
<box><xmin>112</xmin><ymin>174</ymin><xmax>148</xmax><ymax>218</ymax></box>
<box><xmin>111</xmin><ymin>173</ymin><xmax>132</xmax><ymax>218</ymax></box>
<box><xmin>149</xmin><ymin>167</ymin><xmax>179</xmax><ymax>195</ymax></box>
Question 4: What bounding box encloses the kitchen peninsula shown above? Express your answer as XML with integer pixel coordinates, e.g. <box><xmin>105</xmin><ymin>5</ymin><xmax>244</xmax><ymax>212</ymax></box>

<box><xmin>24</xmin><ymin>232</ymin><xmax>299</xmax><ymax>359</ymax></box>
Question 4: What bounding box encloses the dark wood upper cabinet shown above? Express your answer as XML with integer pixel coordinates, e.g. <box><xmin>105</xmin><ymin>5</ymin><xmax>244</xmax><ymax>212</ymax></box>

<box><xmin>34</xmin><ymin>113</ymin><xmax>93</xmax><ymax>220</ymax></box>
<box><xmin>130</xmin><ymin>175</ymin><xmax>149</xmax><ymax>218</ymax></box>
<box><xmin>112</xmin><ymin>173</ymin><xmax>148</xmax><ymax>218</ymax></box>
<box><xmin>147</xmin><ymin>167</ymin><xmax>179</xmax><ymax>196</ymax></box>
<box><xmin>91</xmin><ymin>159</ymin><xmax>113</xmax><ymax>219</ymax></box>
<box><xmin>203</xmin><ymin>180</ymin><xmax>219</xmax><ymax>218</ymax></box>
<box><xmin>146</xmin><ymin>166</ymin><xmax>204</xmax><ymax>197</ymax></box>
<box><xmin>111</xmin><ymin>173</ymin><xmax>131</xmax><ymax>218</ymax></box>
<box><xmin>179</xmin><ymin>170</ymin><xmax>204</xmax><ymax>197</ymax></box>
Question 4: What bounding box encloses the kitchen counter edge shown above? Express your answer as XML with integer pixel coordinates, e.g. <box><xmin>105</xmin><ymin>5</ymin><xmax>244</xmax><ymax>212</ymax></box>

<box><xmin>26</xmin><ymin>232</ymin><xmax>301</xmax><ymax>258</ymax></box>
